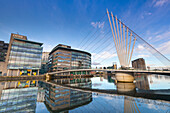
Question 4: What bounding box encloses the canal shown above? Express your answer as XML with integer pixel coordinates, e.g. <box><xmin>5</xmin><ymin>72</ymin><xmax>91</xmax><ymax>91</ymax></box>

<box><xmin>0</xmin><ymin>74</ymin><xmax>169</xmax><ymax>113</ymax></box>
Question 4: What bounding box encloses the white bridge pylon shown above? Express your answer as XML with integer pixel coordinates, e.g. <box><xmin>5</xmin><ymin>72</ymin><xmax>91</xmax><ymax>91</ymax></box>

<box><xmin>107</xmin><ymin>9</ymin><xmax>136</xmax><ymax>67</ymax></box>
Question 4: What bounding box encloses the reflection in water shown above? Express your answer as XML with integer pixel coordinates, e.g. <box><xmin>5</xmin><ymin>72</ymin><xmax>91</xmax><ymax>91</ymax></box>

<box><xmin>44</xmin><ymin>78</ymin><xmax>92</xmax><ymax>112</ymax></box>
<box><xmin>135</xmin><ymin>73</ymin><xmax>150</xmax><ymax>90</ymax></box>
<box><xmin>0</xmin><ymin>74</ymin><xmax>169</xmax><ymax>113</ymax></box>
<box><xmin>116</xmin><ymin>82</ymin><xmax>136</xmax><ymax>92</ymax></box>
<box><xmin>0</xmin><ymin>81</ymin><xmax>38</xmax><ymax>113</ymax></box>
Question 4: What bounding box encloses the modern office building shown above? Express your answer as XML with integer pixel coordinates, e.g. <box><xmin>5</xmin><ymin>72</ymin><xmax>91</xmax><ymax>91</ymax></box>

<box><xmin>132</xmin><ymin>58</ymin><xmax>146</xmax><ymax>70</ymax></box>
<box><xmin>6</xmin><ymin>33</ymin><xmax>43</xmax><ymax>76</ymax></box>
<box><xmin>0</xmin><ymin>41</ymin><xmax>9</xmax><ymax>76</ymax></box>
<box><xmin>48</xmin><ymin>44</ymin><xmax>91</xmax><ymax>72</ymax></box>
<box><xmin>40</xmin><ymin>52</ymin><xmax>49</xmax><ymax>74</ymax></box>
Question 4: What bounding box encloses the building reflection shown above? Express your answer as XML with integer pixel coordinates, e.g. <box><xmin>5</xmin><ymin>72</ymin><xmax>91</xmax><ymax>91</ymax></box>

<box><xmin>135</xmin><ymin>73</ymin><xmax>150</xmax><ymax>90</ymax></box>
<box><xmin>0</xmin><ymin>81</ymin><xmax>38</xmax><ymax>112</ymax></box>
<box><xmin>44</xmin><ymin>78</ymin><xmax>92</xmax><ymax>112</ymax></box>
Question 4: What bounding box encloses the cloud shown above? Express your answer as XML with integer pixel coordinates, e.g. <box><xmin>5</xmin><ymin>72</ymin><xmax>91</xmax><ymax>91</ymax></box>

<box><xmin>148</xmin><ymin>37</ymin><xmax>152</xmax><ymax>40</ymax></box>
<box><xmin>42</xmin><ymin>44</ymin><xmax>53</xmax><ymax>52</ymax></box>
<box><xmin>91</xmin><ymin>22</ymin><xmax>105</xmax><ymax>29</ymax></box>
<box><xmin>147</xmin><ymin>12</ymin><xmax>152</xmax><ymax>15</ymax></box>
<box><xmin>92</xmin><ymin>62</ymin><xmax>101</xmax><ymax>65</ymax></box>
<box><xmin>146</xmin><ymin>63</ymin><xmax>156</xmax><ymax>66</ymax></box>
<box><xmin>153</xmin><ymin>0</ymin><xmax>169</xmax><ymax>7</ymax></box>
<box><xmin>157</xmin><ymin>41</ymin><xmax>170</xmax><ymax>54</ymax></box>
<box><xmin>141</xmin><ymin>12</ymin><xmax>152</xmax><ymax>19</ymax></box>
<box><xmin>137</xmin><ymin>54</ymin><xmax>150</xmax><ymax>58</ymax></box>
<box><xmin>135</xmin><ymin>45</ymin><xmax>146</xmax><ymax>53</ymax></box>
<box><xmin>92</xmin><ymin>51</ymin><xmax>117</xmax><ymax>60</ymax></box>
<box><xmin>153</xmin><ymin>31</ymin><xmax>170</xmax><ymax>42</ymax></box>
<box><xmin>136</xmin><ymin>45</ymin><xmax>145</xmax><ymax>51</ymax></box>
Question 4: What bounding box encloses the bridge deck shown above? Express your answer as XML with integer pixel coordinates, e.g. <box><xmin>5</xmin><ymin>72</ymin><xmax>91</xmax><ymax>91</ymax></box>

<box><xmin>47</xmin><ymin>69</ymin><xmax>170</xmax><ymax>75</ymax></box>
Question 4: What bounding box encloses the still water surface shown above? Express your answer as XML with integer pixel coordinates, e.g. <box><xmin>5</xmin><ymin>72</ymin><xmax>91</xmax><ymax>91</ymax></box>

<box><xmin>0</xmin><ymin>74</ymin><xmax>169</xmax><ymax>113</ymax></box>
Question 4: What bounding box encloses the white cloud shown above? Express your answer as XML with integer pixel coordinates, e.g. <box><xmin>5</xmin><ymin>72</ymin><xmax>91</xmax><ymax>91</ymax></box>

<box><xmin>157</xmin><ymin>41</ymin><xmax>170</xmax><ymax>54</ymax></box>
<box><xmin>92</xmin><ymin>51</ymin><xmax>117</xmax><ymax>60</ymax></box>
<box><xmin>152</xmin><ymin>31</ymin><xmax>170</xmax><ymax>42</ymax></box>
<box><xmin>91</xmin><ymin>22</ymin><xmax>105</xmax><ymax>29</ymax></box>
<box><xmin>42</xmin><ymin>44</ymin><xmax>53</xmax><ymax>52</ymax></box>
<box><xmin>153</xmin><ymin>0</ymin><xmax>169</xmax><ymax>7</ymax></box>
<box><xmin>141</xmin><ymin>12</ymin><xmax>152</xmax><ymax>19</ymax></box>
<box><xmin>146</xmin><ymin>63</ymin><xmax>156</xmax><ymax>66</ymax></box>
<box><xmin>137</xmin><ymin>54</ymin><xmax>150</xmax><ymax>58</ymax></box>
<box><xmin>147</xmin><ymin>12</ymin><xmax>152</xmax><ymax>15</ymax></box>
<box><xmin>148</xmin><ymin>37</ymin><xmax>152</xmax><ymax>40</ymax></box>
<box><xmin>92</xmin><ymin>62</ymin><xmax>101</xmax><ymax>65</ymax></box>
<box><xmin>135</xmin><ymin>45</ymin><xmax>145</xmax><ymax>53</ymax></box>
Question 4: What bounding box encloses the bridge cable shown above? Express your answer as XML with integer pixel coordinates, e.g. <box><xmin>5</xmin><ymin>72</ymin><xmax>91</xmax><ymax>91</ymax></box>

<box><xmin>79</xmin><ymin>13</ymin><xmax>107</xmax><ymax>49</ymax></box>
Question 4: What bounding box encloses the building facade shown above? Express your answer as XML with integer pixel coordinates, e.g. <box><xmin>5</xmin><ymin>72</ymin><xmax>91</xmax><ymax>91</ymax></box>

<box><xmin>0</xmin><ymin>41</ymin><xmax>9</xmax><ymax>76</ymax></box>
<box><xmin>40</xmin><ymin>52</ymin><xmax>49</xmax><ymax>74</ymax></box>
<box><xmin>132</xmin><ymin>58</ymin><xmax>146</xmax><ymax>70</ymax></box>
<box><xmin>0</xmin><ymin>41</ymin><xmax>8</xmax><ymax>62</ymax></box>
<box><xmin>48</xmin><ymin>44</ymin><xmax>91</xmax><ymax>72</ymax></box>
<box><xmin>6</xmin><ymin>33</ymin><xmax>43</xmax><ymax>76</ymax></box>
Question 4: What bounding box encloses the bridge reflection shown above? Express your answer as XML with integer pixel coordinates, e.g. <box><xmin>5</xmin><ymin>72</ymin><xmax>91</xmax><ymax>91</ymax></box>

<box><xmin>0</xmin><ymin>74</ymin><xmax>169</xmax><ymax>112</ymax></box>
<box><xmin>43</xmin><ymin>78</ymin><xmax>92</xmax><ymax>112</ymax></box>
<box><xmin>43</xmin><ymin>74</ymin><xmax>170</xmax><ymax>112</ymax></box>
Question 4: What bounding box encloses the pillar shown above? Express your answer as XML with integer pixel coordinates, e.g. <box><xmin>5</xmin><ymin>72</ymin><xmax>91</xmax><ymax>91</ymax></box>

<box><xmin>30</xmin><ymin>70</ymin><xmax>32</xmax><ymax>76</ymax></box>
<box><xmin>38</xmin><ymin>70</ymin><xmax>39</xmax><ymax>76</ymax></box>
<box><xmin>17</xmin><ymin>70</ymin><xmax>19</xmax><ymax>76</ymax></box>
<box><xmin>7</xmin><ymin>70</ymin><xmax>9</xmax><ymax>76</ymax></box>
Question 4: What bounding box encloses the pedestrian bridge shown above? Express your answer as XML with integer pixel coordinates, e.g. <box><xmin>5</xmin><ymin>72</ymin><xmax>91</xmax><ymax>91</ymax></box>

<box><xmin>47</xmin><ymin>68</ymin><xmax>170</xmax><ymax>76</ymax></box>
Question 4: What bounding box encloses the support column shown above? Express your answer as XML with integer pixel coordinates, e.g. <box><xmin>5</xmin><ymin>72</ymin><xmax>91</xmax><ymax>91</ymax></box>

<box><xmin>15</xmin><ymin>81</ymin><xmax>17</xmax><ymax>88</ymax></box>
<box><xmin>36</xmin><ymin>80</ymin><xmax>38</xmax><ymax>87</ymax></box>
<box><xmin>7</xmin><ymin>70</ymin><xmax>9</xmax><ymax>76</ymax></box>
<box><xmin>30</xmin><ymin>70</ymin><xmax>32</xmax><ymax>76</ymax></box>
<box><xmin>17</xmin><ymin>69</ymin><xmax>19</xmax><ymax>76</ymax></box>
<box><xmin>38</xmin><ymin>70</ymin><xmax>39</xmax><ymax>76</ymax></box>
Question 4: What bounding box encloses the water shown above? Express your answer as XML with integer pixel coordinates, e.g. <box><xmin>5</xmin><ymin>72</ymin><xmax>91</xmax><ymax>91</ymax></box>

<box><xmin>0</xmin><ymin>74</ymin><xmax>169</xmax><ymax>113</ymax></box>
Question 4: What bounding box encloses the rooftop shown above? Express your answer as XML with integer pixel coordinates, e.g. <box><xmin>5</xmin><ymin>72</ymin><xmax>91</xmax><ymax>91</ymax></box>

<box><xmin>14</xmin><ymin>38</ymin><xmax>43</xmax><ymax>46</ymax></box>
<box><xmin>50</xmin><ymin>44</ymin><xmax>91</xmax><ymax>56</ymax></box>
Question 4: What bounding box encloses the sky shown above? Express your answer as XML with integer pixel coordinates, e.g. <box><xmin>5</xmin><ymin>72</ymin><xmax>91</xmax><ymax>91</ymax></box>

<box><xmin>0</xmin><ymin>0</ymin><xmax>170</xmax><ymax>68</ymax></box>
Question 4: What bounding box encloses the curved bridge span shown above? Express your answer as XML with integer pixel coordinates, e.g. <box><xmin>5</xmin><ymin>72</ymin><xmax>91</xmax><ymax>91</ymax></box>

<box><xmin>47</xmin><ymin>69</ymin><xmax>170</xmax><ymax>75</ymax></box>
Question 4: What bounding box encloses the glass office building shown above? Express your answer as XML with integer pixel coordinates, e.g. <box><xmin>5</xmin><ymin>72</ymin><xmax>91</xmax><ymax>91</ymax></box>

<box><xmin>48</xmin><ymin>44</ymin><xmax>91</xmax><ymax>72</ymax></box>
<box><xmin>6</xmin><ymin>33</ymin><xmax>43</xmax><ymax>76</ymax></box>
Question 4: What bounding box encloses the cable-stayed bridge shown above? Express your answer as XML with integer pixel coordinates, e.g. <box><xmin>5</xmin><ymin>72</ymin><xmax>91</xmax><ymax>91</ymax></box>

<box><xmin>78</xmin><ymin>9</ymin><xmax>170</xmax><ymax>68</ymax></box>
<box><xmin>46</xmin><ymin>10</ymin><xmax>170</xmax><ymax>82</ymax></box>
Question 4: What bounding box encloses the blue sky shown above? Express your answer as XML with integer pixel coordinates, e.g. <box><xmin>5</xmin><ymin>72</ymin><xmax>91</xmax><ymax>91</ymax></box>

<box><xmin>0</xmin><ymin>0</ymin><xmax>170</xmax><ymax>67</ymax></box>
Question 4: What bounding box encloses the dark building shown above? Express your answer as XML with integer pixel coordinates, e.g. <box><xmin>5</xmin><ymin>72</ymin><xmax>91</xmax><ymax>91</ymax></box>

<box><xmin>132</xmin><ymin>58</ymin><xmax>146</xmax><ymax>70</ymax></box>
<box><xmin>0</xmin><ymin>41</ymin><xmax>8</xmax><ymax>76</ymax></box>
<box><xmin>48</xmin><ymin>44</ymin><xmax>91</xmax><ymax>72</ymax></box>
<box><xmin>6</xmin><ymin>33</ymin><xmax>43</xmax><ymax>76</ymax></box>
<box><xmin>0</xmin><ymin>41</ymin><xmax>8</xmax><ymax>62</ymax></box>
